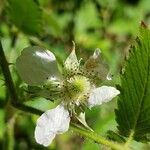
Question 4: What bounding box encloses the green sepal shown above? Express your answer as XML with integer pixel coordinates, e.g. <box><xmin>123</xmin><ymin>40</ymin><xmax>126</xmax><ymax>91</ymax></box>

<box><xmin>64</xmin><ymin>43</ymin><xmax>80</xmax><ymax>77</ymax></box>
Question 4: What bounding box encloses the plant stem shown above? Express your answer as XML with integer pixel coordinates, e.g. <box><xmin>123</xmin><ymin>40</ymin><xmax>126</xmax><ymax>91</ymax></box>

<box><xmin>12</xmin><ymin>102</ymin><xmax>43</xmax><ymax>115</ymax></box>
<box><xmin>71</xmin><ymin>123</ymin><xmax>123</xmax><ymax>150</ymax></box>
<box><xmin>0</xmin><ymin>40</ymin><xmax>127</xmax><ymax>150</ymax></box>
<box><xmin>124</xmin><ymin>131</ymin><xmax>134</xmax><ymax>149</ymax></box>
<box><xmin>4</xmin><ymin>114</ymin><xmax>17</xmax><ymax>150</ymax></box>
<box><xmin>0</xmin><ymin>41</ymin><xmax>18</xmax><ymax>103</ymax></box>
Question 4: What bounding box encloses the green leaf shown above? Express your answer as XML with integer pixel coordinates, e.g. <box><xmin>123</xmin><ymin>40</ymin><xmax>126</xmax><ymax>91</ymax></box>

<box><xmin>7</xmin><ymin>0</ymin><xmax>42</xmax><ymax>35</ymax></box>
<box><xmin>115</xmin><ymin>26</ymin><xmax>150</xmax><ymax>142</ymax></box>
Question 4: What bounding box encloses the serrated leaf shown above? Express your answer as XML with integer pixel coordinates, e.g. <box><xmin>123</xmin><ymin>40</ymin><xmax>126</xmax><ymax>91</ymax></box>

<box><xmin>115</xmin><ymin>26</ymin><xmax>150</xmax><ymax>142</ymax></box>
<box><xmin>7</xmin><ymin>0</ymin><xmax>42</xmax><ymax>35</ymax></box>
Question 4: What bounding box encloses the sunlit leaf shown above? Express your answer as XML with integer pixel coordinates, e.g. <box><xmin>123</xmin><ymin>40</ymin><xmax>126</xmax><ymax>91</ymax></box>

<box><xmin>7</xmin><ymin>0</ymin><xmax>42</xmax><ymax>35</ymax></box>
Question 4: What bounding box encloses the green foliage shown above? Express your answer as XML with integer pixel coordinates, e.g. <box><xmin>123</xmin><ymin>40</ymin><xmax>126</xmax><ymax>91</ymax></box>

<box><xmin>7</xmin><ymin>0</ymin><xmax>42</xmax><ymax>35</ymax></box>
<box><xmin>115</xmin><ymin>26</ymin><xmax>150</xmax><ymax>142</ymax></box>
<box><xmin>107</xmin><ymin>130</ymin><xmax>126</xmax><ymax>143</ymax></box>
<box><xmin>1</xmin><ymin>0</ymin><xmax>150</xmax><ymax>149</ymax></box>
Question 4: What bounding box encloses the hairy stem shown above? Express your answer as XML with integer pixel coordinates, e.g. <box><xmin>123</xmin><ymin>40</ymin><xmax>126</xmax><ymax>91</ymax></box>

<box><xmin>71</xmin><ymin>123</ymin><xmax>123</xmax><ymax>150</ymax></box>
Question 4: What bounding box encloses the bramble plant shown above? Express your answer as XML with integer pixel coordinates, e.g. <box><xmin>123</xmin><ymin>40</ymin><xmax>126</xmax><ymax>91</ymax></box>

<box><xmin>1</xmin><ymin>0</ymin><xmax>150</xmax><ymax>149</ymax></box>
<box><xmin>1</xmin><ymin>24</ymin><xmax>150</xmax><ymax>150</ymax></box>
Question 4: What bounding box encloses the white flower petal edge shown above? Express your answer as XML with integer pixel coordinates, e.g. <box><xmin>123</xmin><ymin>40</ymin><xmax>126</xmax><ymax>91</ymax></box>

<box><xmin>16</xmin><ymin>46</ymin><xmax>61</xmax><ymax>86</ymax></box>
<box><xmin>88</xmin><ymin>86</ymin><xmax>120</xmax><ymax>108</ymax></box>
<box><xmin>84</xmin><ymin>49</ymin><xmax>109</xmax><ymax>80</ymax></box>
<box><xmin>34</xmin><ymin>104</ymin><xmax>70</xmax><ymax>147</ymax></box>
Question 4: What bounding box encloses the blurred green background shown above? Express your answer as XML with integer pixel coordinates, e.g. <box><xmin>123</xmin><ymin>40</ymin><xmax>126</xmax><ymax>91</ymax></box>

<box><xmin>0</xmin><ymin>0</ymin><xmax>150</xmax><ymax>149</ymax></box>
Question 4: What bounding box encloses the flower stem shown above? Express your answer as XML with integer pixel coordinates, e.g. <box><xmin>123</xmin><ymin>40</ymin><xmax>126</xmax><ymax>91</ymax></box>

<box><xmin>71</xmin><ymin>123</ymin><xmax>123</xmax><ymax>150</ymax></box>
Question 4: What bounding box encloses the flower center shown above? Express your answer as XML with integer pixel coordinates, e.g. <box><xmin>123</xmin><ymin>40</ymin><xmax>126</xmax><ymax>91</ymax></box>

<box><xmin>63</xmin><ymin>75</ymin><xmax>91</xmax><ymax>102</ymax></box>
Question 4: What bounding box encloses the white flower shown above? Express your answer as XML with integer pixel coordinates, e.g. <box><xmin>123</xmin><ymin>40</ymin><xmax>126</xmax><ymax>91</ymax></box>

<box><xmin>16</xmin><ymin>45</ymin><xmax>120</xmax><ymax>147</ymax></box>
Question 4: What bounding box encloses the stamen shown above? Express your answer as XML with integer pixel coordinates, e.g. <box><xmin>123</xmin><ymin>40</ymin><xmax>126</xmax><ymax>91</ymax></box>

<box><xmin>61</xmin><ymin>75</ymin><xmax>91</xmax><ymax>103</ymax></box>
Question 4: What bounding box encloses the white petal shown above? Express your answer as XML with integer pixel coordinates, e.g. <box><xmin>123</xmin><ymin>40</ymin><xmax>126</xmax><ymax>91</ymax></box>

<box><xmin>35</xmin><ymin>126</ymin><xmax>55</xmax><ymax>147</ymax></box>
<box><xmin>34</xmin><ymin>104</ymin><xmax>70</xmax><ymax>146</ymax></box>
<box><xmin>92</xmin><ymin>48</ymin><xmax>101</xmax><ymax>59</ymax></box>
<box><xmin>84</xmin><ymin>49</ymin><xmax>109</xmax><ymax>80</ymax></box>
<box><xmin>16</xmin><ymin>46</ymin><xmax>60</xmax><ymax>86</ymax></box>
<box><xmin>88</xmin><ymin>86</ymin><xmax>120</xmax><ymax>108</ymax></box>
